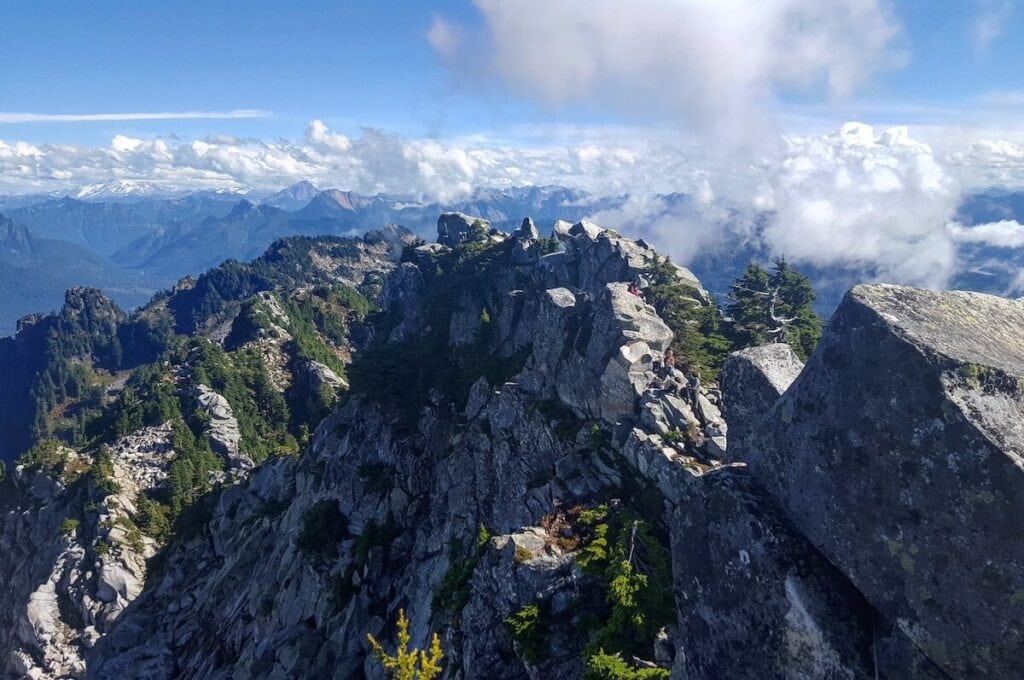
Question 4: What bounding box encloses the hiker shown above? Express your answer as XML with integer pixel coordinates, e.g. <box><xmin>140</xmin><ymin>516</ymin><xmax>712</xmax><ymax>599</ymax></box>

<box><xmin>627</xmin><ymin>282</ymin><xmax>642</xmax><ymax>298</ymax></box>
<box><xmin>687</xmin><ymin>372</ymin><xmax>701</xmax><ymax>409</ymax></box>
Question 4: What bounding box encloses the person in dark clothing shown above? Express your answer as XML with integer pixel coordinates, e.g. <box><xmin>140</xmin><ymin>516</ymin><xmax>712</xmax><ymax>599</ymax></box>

<box><xmin>687</xmin><ymin>372</ymin><xmax>701</xmax><ymax>409</ymax></box>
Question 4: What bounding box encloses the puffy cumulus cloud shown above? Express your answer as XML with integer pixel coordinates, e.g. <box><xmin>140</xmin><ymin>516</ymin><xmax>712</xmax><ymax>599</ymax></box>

<box><xmin>585</xmin><ymin>123</ymin><xmax>971</xmax><ymax>289</ymax></box>
<box><xmin>946</xmin><ymin>138</ymin><xmax>1024</xmax><ymax>187</ymax></box>
<box><xmin>763</xmin><ymin>122</ymin><xmax>960</xmax><ymax>287</ymax></box>
<box><xmin>306</xmin><ymin>119</ymin><xmax>352</xmax><ymax>153</ymax></box>
<box><xmin>434</xmin><ymin>0</ymin><xmax>905</xmax><ymax>143</ymax></box>
<box><xmin>0</xmin><ymin>121</ymin><xmax>682</xmax><ymax>200</ymax></box>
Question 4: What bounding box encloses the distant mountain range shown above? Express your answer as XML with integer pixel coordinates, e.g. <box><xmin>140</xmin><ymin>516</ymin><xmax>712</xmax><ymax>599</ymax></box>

<box><xmin>0</xmin><ymin>181</ymin><xmax>1020</xmax><ymax>335</ymax></box>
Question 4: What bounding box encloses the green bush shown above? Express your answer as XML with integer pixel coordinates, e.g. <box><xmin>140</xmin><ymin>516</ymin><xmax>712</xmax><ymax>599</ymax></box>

<box><xmin>296</xmin><ymin>500</ymin><xmax>350</xmax><ymax>557</ymax></box>
<box><xmin>583</xmin><ymin>651</ymin><xmax>669</xmax><ymax>680</ymax></box>
<box><xmin>135</xmin><ymin>493</ymin><xmax>172</xmax><ymax>542</ymax></box>
<box><xmin>646</xmin><ymin>255</ymin><xmax>732</xmax><ymax>381</ymax></box>
<box><xmin>353</xmin><ymin>516</ymin><xmax>400</xmax><ymax>566</ymax></box>
<box><xmin>60</xmin><ymin>518</ymin><xmax>80</xmax><ymax>536</ymax></box>
<box><xmin>505</xmin><ymin>603</ymin><xmax>547</xmax><ymax>663</ymax></box>
<box><xmin>575</xmin><ymin>503</ymin><xmax>674</xmax><ymax>663</ymax></box>
<box><xmin>433</xmin><ymin>525</ymin><xmax>491</xmax><ymax>616</ymax></box>
<box><xmin>89</xmin><ymin>447</ymin><xmax>121</xmax><ymax>497</ymax></box>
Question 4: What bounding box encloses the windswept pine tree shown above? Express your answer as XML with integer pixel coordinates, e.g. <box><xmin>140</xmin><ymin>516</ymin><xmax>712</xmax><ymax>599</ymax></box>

<box><xmin>726</xmin><ymin>258</ymin><xmax>823</xmax><ymax>360</ymax></box>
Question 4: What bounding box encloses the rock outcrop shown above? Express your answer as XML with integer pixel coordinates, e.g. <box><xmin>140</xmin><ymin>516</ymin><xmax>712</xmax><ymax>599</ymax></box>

<box><xmin>6</xmin><ymin>214</ymin><xmax>1024</xmax><ymax>680</ymax></box>
<box><xmin>731</xmin><ymin>284</ymin><xmax>1024</xmax><ymax>679</ymax></box>
<box><xmin>437</xmin><ymin>212</ymin><xmax>492</xmax><ymax>248</ymax></box>
<box><xmin>86</xmin><ymin>219</ymin><xmax>736</xmax><ymax>679</ymax></box>
<box><xmin>195</xmin><ymin>385</ymin><xmax>250</xmax><ymax>471</ymax></box>
<box><xmin>719</xmin><ymin>343</ymin><xmax>804</xmax><ymax>461</ymax></box>
<box><xmin>0</xmin><ymin>425</ymin><xmax>174</xmax><ymax>680</ymax></box>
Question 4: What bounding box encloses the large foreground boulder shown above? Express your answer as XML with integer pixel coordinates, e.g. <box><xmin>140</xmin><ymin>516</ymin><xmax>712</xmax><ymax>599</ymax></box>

<box><xmin>737</xmin><ymin>284</ymin><xmax>1024</xmax><ymax>679</ymax></box>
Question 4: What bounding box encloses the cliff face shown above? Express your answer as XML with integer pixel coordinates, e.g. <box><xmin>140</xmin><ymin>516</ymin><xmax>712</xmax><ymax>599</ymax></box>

<box><xmin>2</xmin><ymin>214</ymin><xmax>1023</xmax><ymax>680</ymax></box>
<box><xmin>728</xmin><ymin>284</ymin><xmax>1024</xmax><ymax>679</ymax></box>
<box><xmin>1</xmin><ymin>427</ymin><xmax>171</xmax><ymax>678</ymax></box>
<box><xmin>87</xmin><ymin>218</ymin><xmax>725</xmax><ymax>678</ymax></box>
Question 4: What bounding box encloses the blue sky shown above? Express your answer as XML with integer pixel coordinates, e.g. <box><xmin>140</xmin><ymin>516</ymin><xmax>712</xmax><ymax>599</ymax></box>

<box><xmin>0</xmin><ymin>0</ymin><xmax>560</xmax><ymax>144</ymax></box>
<box><xmin>2</xmin><ymin>1</ymin><xmax>1024</xmax><ymax>290</ymax></box>
<box><xmin>1</xmin><ymin>0</ymin><xmax>1020</xmax><ymax>144</ymax></box>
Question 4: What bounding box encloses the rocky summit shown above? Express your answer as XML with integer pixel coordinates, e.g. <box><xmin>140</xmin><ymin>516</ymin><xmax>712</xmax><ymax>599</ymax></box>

<box><xmin>0</xmin><ymin>214</ymin><xmax>1021</xmax><ymax>679</ymax></box>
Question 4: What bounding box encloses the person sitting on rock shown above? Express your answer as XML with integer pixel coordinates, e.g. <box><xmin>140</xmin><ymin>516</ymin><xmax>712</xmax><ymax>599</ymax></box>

<box><xmin>627</xmin><ymin>282</ymin><xmax>643</xmax><ymax>298</ymax></box>
<box><xmin>666</xmin><ymin>361</ymin><xmax>687</xmax><ymax>397</ymax></box>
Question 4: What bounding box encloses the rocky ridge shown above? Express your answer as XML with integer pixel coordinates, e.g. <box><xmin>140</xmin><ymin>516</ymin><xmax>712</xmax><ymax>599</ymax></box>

<box><xmin>0</xmin><ymin>213</ymin><xmax>1021</xmax><ymax>679</ymax></box>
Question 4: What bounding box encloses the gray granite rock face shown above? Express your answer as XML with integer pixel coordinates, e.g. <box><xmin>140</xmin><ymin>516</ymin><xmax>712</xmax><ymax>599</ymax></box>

<box><xmin>378</xmin><ymin>261</ymin><xmax>425</xmax><ymax>343</ymax></box>
<box><xmin>670</xmin><ymin>468</ymin><xmax>876</xmax><ymax>680</ymax></box>
<box><xmin>0</xmin><ymin>425</ymin><xmax>174</xmax><ymax>680</ymax></box>
<box><xmin>15</xmin><ymin>215</ymin><xmax>1024</xmax><ymax>680</ymax></box>
<box><xmin>436</xmin><ymin>212</ymin><xmax>491</xmax><ymax>248</ymax></box>
<box><xmin>719</xmin><ymin>343</ymin><xmax>804</xmax><ymax>462</ymax></box>
<box><xmin>739</xmin><ymin>284</ymin><xmax>1024</xmax><ymax>679</ymax></box>
<box><xmin>195</xmin><ymin>384</ymin><xmax>250</xmax><ymax>471</ymax></box>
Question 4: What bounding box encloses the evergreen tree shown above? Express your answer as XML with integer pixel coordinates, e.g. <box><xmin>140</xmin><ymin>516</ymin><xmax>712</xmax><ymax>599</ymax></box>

<box><xmin>645</xmin><ymin>256</ymin><xmax>732</xmax><ymax>380</ymax></box>
<box><xmin>726</xmin><ymin>258</ymin><xmax>823</xmax><ymax>360</ymax></box>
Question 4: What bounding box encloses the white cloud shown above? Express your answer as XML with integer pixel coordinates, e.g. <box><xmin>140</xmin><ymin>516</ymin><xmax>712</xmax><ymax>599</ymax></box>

<box><xmin>763</xmin><ymin>123</ymin><xmax>960</xmax><ymax>287</ymax></box>
<box><xmin>426</xmin><ymin>16</ymin><xmax>460</xmax><ymax>63</ymax></box>
<box><xmin>434</xmin><ymin>0</ymin><xmax>905</xmax><ymax>144</ymax></box>
<box><xmin>307</xmin><ymin>119</ymin><xmax>352</xmax><ymax>153</ymax></box>
<box><xmin>3</xmin><ymin>118</ymin><xmax>1024</xmax><ymax>293</ymax></box>
<box><xmin>583</xmin><ymin>123</ymin><xmax>971</xmax><ymax>289</ymax></box>
<box><xmin>0</xmin><ymin>121</ymin><xmax>677</xmax><ymax>200</ymax></box>
<box><xmin>972</xmin><ymin>1</ymin><xmax>1013</xmax><ymax>54</ymax></box>
<box><xmin>950</xmin><ymin>219</ymin><xmax>1024</xmax><ymax>248</ymax></box>
<box><xmin>0</xmin><ymin>110</ymin><xmax>270</xmax><ymax>123</ymax></box>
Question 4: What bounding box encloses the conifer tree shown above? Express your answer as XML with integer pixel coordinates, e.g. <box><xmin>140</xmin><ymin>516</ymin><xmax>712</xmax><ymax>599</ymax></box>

<box><xmin>726</xmin><ymin>258</ymin><xmax>823</xmax><ymax>360</ymax></box>
<box><xmin>367</xmin><ymin>609</ymin><xmax>444</xmax><ymax>680</ymax></box>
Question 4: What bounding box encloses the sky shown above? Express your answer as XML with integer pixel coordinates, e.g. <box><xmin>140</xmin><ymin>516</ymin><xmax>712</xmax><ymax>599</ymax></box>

<box><xmin>2</xmin><ymin>0</ymin><xmax>1024</xmax><ymax>288</ymax></box>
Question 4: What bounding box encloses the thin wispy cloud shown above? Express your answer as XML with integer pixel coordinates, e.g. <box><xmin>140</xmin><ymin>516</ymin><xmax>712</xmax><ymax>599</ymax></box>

<box><xmin>0</xmin><ymin>110</ymin><xmax>271</xmax><ymax>123</ymax></box>
<box><xmin>972</xmin><ymin>0</ymin><xmax>1013</xmax><ymax>54</ymax></box>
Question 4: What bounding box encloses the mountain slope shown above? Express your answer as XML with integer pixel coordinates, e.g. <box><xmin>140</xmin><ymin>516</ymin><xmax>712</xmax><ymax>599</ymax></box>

<box><xmin>4</xmin><ymin>214</ymin><xmax>1015</xmax><ymax>679</ymax></box>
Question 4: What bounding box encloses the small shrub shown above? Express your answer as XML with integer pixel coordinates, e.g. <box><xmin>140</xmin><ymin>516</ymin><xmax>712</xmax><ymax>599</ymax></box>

<box><xmin>433</xmin><ymin>525</ymin><xmax>491</xmax><ymax>616</ymax></box>
<box><xmin>60</xmin><ymin>518</ymin><xmax>79</xmax><ymax>536</ymax></box>
<box><xmin>433</xmin><ymin>558</ymin><xmax>477</xmax><ymax>614</ymax></box>
<box><xmin>587</xmin><ymin>424</ymin><xmax>612</xmax><ymax>450</ymax></box>
<box><xmin>505</xmin><ymin>603</ymin><xmax>547</xmax><ymax>663</ymax></box>
<box><xmin>353</xmin><ymin>517</ymin><xmax>401</xmax><ymax>566</ymax></box>
<box><xmin>135</xmin><ymin>494</ymin><xmax>172</xmax><ymax>542</ymax></box>
<box><xmin>583</xmin><ymin>651</ymin><xmax>669</xmax><ymax>680</ymax></box>
<box><xmin>90</xmin><ymin>447</ymin><xmax>121</xmax><ymax>497</ymax></box>
<box><xmin>296</xmin><ymin>500</ymin><xmax>350</xmax><ymax>557</ymax></box>
<box><xmin>367</xmin><ymin>608</ymin><xmax>444</xmax><ymax>680</ymax></box>
<box><xmin>116</xmin><ymin>515</ymin><xmax>146</xmax><ymax>553</ymax></box>
<box><xmin>514</xmin><ymin>545</ymin><xmax>534</xmax><ymax>563</ymax></box>
<box><xmin>662</xmin><ymin>430</ymin><xmax>684</xmax><ymax>445</ymax></box>
<box><xmin>476</xmin><ymin>524</ymin><xmax>491</xmax><ymax>552</ymax></box>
